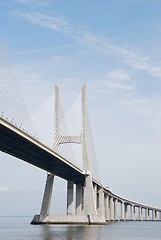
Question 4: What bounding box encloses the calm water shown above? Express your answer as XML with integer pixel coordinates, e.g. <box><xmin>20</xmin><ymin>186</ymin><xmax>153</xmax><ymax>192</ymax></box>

<box><xmin>0</xmin><ymin>216</ymin><xmax>161</xmax><ymax>240</ymax></box>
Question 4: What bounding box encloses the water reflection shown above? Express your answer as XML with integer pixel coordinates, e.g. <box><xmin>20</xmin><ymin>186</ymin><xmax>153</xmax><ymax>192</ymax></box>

<box><xmin>40</xmin><ymin>224</ymin><xmax>101</xmax><ymax>240</ymax></box>
<box><xmin>1</xmin><ymin>217</ymin><xmax>161</xmax><ymax>240</ymax></box>
<box><xmin>39</xmin><ymin>221</ymin><xmax>161</xmax><ymax>240</ymax></box>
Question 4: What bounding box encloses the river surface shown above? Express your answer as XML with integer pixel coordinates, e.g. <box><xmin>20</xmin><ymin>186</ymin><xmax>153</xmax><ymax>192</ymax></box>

<box><xmin>0</xmin><ymin>216</ymin><xmax>161</xmax><ymax>240</ymax></box>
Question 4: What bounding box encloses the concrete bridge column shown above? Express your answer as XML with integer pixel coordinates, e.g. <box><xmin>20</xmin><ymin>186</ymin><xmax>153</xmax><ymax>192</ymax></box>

<box><xmin>121</xmin><ymin>202</ymin><xmax>125</xmax><ymax>221</ymax></box>
<box><xmin>83</xmin><ymin>175</ymin><xmax>97</xmax><ymax>218</ymax></box>
<box><xmin>138</xmin><ymin>207</ymin><xmax>143</xmax><ymax>221</ymax></box>
<box><xmin>152</xmin><ymin>209</ymin><xmax>156</xmax><ymax>221</ymax></box>
<box><xmin>145</xmin><ymin>208</ymin><xmax>149</xmax><ymax>221</ymax></box>
<box><xmin>125</xmin><ymin>204</ymin><xmax>128</xmax><ymax>221</ymax></box>
<box><xmin>149</xmin><ymin>209</ymin><xmax>152</xmax><ymax>221</ymax></box>
<box><xmin>76</xmin><ymin>184</ymin><xmax>83</xmax><ymax>215</ymax></box>
<box><xmin>40</xmin><ymin>173</ymin><xmax>54</xmax><ymax>221</ymax></box>
<box><xmin>67</xmin><ymin>180</ymin><xmax>74</xmax><ymax>215</ymax></box>
<box><xmin>109</xmin><ymin>196</ymin><xmax>113</xmax><ymax>221</ymax></box>
<box><xmin>105</xmin><ymin>195</ymin><xmax>109</xmax><ymax>221</ymax></box>
<box><xmin>93</xmin><ymin>184</ymin><xmax>97</xmax><ymax>210</ymax></box>
<box><xmin>155</xmin><ymin>211</ymin><xmax>158</xmax><ymax>221</ymax></box>
<box><xmin>133</xmin><ymin>206</ymin><xmax>136</xmax><ymax>221</ymax></box>
<box><xmin>131</xmin><ymin>205</ymin><xmax>135</xmax><ymax>221</ymax></box>
<box><xmin>148</xmin><ymin>209</ymin><xmax>150</xmax><ymax>221</ymax></box>
<box><xmin>114</xmin><ymin>199</ymin><xmax>118</xmax><ymax>221</ymax></box>
<box><xmin>98</xmin><ymin>187</ymin><xmax>105</xmax><ymax>218</ymax></box>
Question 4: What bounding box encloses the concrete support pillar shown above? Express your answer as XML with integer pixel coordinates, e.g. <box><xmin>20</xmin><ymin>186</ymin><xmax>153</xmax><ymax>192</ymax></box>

<box><xmin>76</xmin><ymin>184</ymin><xmax>83</xmax><ymax>215</ymax></box>
<box><xmin>148</xmin><ymin>209</ymin><xmax>150</xmax><ymax>221</ymax></box>
<box><xmin>114</xmin><ymin>199</ymin><xmax>118</xmax><ymax>221</ymax></box>
<box><xmin>125</xmin><ymin>205</ymin><xmax>128</xmax><ymax>221</ymax></box>
<box><xmin>145</xmin><ymin>208</ymin><xmax>149</xmax><ymax>221</ymax></box>
<box><xmin>139</xmin><ymin>207</ymin><xmax>143</xmax><ymax>221</ymax></box>
<box><xmin>93</xmin><ymin>184</ymin><xmax>97</xmax><ymax>210</ymax></box>
<box><xmin>152</xmin><ymin>209</ymin><xmax>156</xmax><ymax>221</ymax></box>
<box><xmin>110</xmin><ymin>196</ymin><xmax>113</xmax><ymax>221</ymax></box>
<box><xmin>133</xmin><ymin>206</ymin><xmax>136</xmax><ymax>221</ymax></box>
<box><xmin>149</xmin><ymin>209</ymin><xmax>151</xmax><ymax>221</ymax></box>
<box><xmin>83</xmin><ymin>175</ymin><xmax>97</xmax><ymax>217</ymax></box>
<box><xmin>40</xmin><ymin>173</ymin><xmax>54</xmax><ymax>221</ymax></box>
<box><xmin>105</xmin><ymin>195</ymin><xmax>110</xmax><ymax>221</ymax></box>
<box><xmin>67</xmin><ymin>180</ymin><xmax>74</xmax><ymax>215</ymax></box>
<box><xmin>97</xmin><ymin>187</ymin><xmax>105</xmax><ymax>218</ymax></box>
<box><xmin>82</xmin><ymin>187</ymin><xmax>84</xmax><ymax>214</ymax></box>
<box><xmin>121</xmin><ymin>202</ymin><xmax>125</xmax><ymax>221</ymax></box>
<box><xmin>131</xmin><ymin>205</ymin><xmax>135</xmax><ymax>221</ymax></box>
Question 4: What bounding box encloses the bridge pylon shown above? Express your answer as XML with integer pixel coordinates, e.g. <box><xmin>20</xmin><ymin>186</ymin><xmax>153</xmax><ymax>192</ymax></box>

<box><xmin>31</xmin><ymin>84</ymin><xmax>106</xmax><ymax>224</ymax></box>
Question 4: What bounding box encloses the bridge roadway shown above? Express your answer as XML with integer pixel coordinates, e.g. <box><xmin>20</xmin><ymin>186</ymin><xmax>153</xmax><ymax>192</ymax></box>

<box><xmin>0</xmin><ymin>117</ymin><xmax>84</xmax><ymax>184</ymax></box>
<box><xmin>93</xmin><ymin>179</ymin><xmax>161</xmax><ymax>214</ymax></box>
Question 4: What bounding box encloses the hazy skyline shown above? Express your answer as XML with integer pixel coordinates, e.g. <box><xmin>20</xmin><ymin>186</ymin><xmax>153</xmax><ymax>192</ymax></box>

<box><xmin>1</xmin><ymin>0</ymin><xmax>161</xmax><ymax>216</ymax></box>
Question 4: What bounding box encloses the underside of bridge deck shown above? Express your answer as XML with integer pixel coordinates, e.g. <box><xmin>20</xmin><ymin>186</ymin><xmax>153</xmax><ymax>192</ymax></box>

<box><xmin>0</xmin><ymin>120</ymin><xmax>85</xmax><ymax>184</ymax></box>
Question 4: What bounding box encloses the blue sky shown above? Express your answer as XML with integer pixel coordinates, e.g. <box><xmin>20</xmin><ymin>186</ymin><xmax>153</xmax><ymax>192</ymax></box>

<box><xmin>1</xmin><ymin>0</ymin><xmax>161</xmax><ymax>216</ymax></box>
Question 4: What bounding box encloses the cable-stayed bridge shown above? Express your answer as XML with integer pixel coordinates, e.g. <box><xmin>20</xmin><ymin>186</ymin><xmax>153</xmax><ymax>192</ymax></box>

<box><xmin>0</xmin><ymin>41</ymin><xmax>161</xmax><ymax>224</ymax></box>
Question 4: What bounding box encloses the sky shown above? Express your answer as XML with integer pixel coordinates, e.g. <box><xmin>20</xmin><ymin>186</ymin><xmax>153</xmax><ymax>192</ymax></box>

<box><xmin>1</xmin><ymin>0</ymin><xmax>161</xmax><ymax>216</ymax></box>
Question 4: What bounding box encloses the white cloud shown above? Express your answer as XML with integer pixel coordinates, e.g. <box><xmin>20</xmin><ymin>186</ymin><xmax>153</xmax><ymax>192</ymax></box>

<box><xmin>9</xmin><ymin>9</ymin><xmax>161</xmax><ymax>81</ymax></box>
<box><xmin>9</xmin><ymin>44</ymin><xmax>77</xmax><ymax>56</ymax></box>
<box><xmin>0</xmin><ymin>186</ymin><xmax>9</xmax><ymax>192</ymax></box>
<box><xmin>15</xmin><ymin>0</ymin><xmax>29</xmax><ymax>4</ymax></box>
<box><xmin>99</xmin><ymin>69</ymin><xmax>135</xmax><ymax>94</ymax></box>
<box><xmin>87</xmin><ymin>68</ymin><xmax>161</xmax><ymax>131</ymax></box>
<box><xmin>76</xmin><ymin>30</ymin><xmax>161</xmax><ymax>79</ymax></box>
<box><xmin>15</xmin><ymin>0</ymin><xmax>29</xmax><ymax>3</ymax></box>
<box><xmin>11</xmin><ymin>11</ymin><xmax>72</xmax><ymax>34</ymax></box>
<box><xmin>14</xmin><ymin>0</ymin><xmax>47</xmax><ymax>7</ymax></box>
<box><xmin>121</xmin><ymin>96</ymin><xmax>161</xmax><ymax>115</ymax></box>
<box><xmin>149</xmin><ymin>64</ymin><xmax>161</xmax><ymax>78</ymax></box>
<box><xmin>86</xmin><ymin>69</ymin><xmax>135</xmax><ymax>101</ymax></box>
<box><xmin>108</xmin><ymin>69</ymin><xmax>130</xmax><ymax>81</ymax></box>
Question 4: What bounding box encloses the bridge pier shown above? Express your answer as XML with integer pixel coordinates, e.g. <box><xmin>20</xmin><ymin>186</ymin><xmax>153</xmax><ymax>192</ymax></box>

<box><xmin>138</xmin><ymin>206</ymin><xmax>143</xmax><ymax>221</ymax></box>
<box><xmin>31</xmin><ymin>176</ymin><xmax>107</xmax><ymax>224</ymax></box>
<box><xmin>152</xmin><ymin>209</ymin><xmax>156</xmax><ymax>221</ymax></box>
<box><xmin>156</xmin><ymin>211</ymin><xmax>158</xmax><ymax>221</ymax></box>
<box><xmin>121</xmin><ymin>201</ymin><xmax>125</xmax><ymax>220</ymax></box>
<box><xmin>114</xmin><ymin>198</ymin><xmax>118</xmax><ymax>221</ymax></box>
<box><xmin>155</xmin><ymin>210</ymin><xmax>157</xmax><ymax>221</ymax></box>
<box><xmin>67</xmin><ymin>180</ymin><xmax>74</xmax><ymax>215</ymax></box>
<box><xmin>105</xmin><ymin>194</ymin><xmax>110</xmax><ymax>221</ymax></box>
<box><xmin>39</xmin><ymin>172</ymin><xmax>54</xmax><ymax>222</ymax></box>
<box><xmin>97</xmin><ymin>187</ymin><xmax>105</xmax><ymax>218</ymax></box>
<box><xmin>134</xmin><ymin>206</ymin><xmax>136</xmax><ymax>221</ymax></box>
<box><xmin>76</xmin><ymin>183</ymin><xmax>83</xmax><ymax>215</ymax></box>
<box><xmin>109</xmin><ymin>196</ymin><xmax>114</xmax><ymax>221</ymax></box>
<box><xmin>131</xmin><ymin>205</ymin><xmax>135</xmax><ymax>221</ymax></box>
<box><xmin>93</xmin><ymin>183</ymin><xmax>97</xmax><ymax>210</ymax></box>
<box><xmin>145</xmin><ymin>208</ymin><xmax>149</xmax><ymax>221</ymax></box>
<box><xmin>125</xmin><ymin>204</ymin><xmax>128</xmax><ymax>221</ymax></box>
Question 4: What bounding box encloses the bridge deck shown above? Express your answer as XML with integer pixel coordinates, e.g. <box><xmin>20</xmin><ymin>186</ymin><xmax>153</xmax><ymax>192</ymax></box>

<box><xmin>0</xmin><ymin>118</ymin><xmax>84</xmax><ymax>184</ymax></box>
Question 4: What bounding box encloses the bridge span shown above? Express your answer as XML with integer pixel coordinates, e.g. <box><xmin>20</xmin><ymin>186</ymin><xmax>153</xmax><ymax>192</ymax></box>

<box><xmin>1</xmin><ymin>84</ymin><xmax>161</xmax><ymax>225</ymax></box>
<box><xmin>0</xmin><ymin>117</ymin><xmax>84</xmax><ymax>183</ymax></box>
